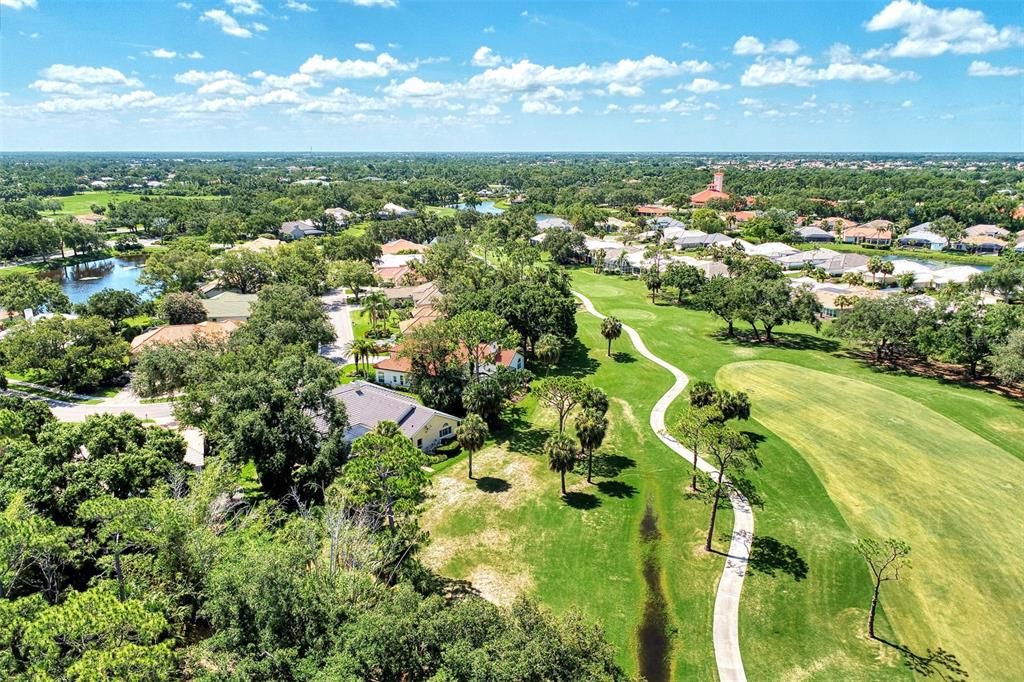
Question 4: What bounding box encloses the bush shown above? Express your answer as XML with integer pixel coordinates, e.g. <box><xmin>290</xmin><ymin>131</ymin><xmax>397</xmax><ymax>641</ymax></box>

<box><xmin>160</xmin><ymin>292</ymin><xmax>206</xmax><ymax>325</ymax></box>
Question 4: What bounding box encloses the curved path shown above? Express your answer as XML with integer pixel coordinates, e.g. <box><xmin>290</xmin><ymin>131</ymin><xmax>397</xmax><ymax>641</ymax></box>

<box><xmin>574</xmin><ymin>291</ymin><xmax>753</xmax><ymax>682</ymax></box>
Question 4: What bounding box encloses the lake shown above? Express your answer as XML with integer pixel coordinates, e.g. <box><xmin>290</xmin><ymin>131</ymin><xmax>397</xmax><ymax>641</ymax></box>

<box><xmin>39</xmin><ymin>255</ymin><xmax>150</xmax><ymax>304</ymax></box>
<box><xmin>457</xmin><ymin>200</ymin><xmax>504</xmax><ymax>214</ymax></box>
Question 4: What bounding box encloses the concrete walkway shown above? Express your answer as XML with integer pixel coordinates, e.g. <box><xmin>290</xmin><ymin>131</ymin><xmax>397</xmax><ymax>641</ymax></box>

<box><xmin>319</xmin><ymin>289</ymin><xmax>356</xmax><ymax>364</ymax></box>
<box><xmin>574</xmin><ymin>291</ymin><xmax>752</xmax><ymax>682</ymax></box>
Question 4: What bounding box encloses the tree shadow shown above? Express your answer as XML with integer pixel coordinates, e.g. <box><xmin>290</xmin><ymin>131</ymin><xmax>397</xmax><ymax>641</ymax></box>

<box><xmin>612</xmin><ymin>351</ymin><xmax>636</xmax><ymax>363</ymax></box>
<box><xmin>587</xmin><ymin>453</ymin><xmax>636</xmax><ymax>478</ymax></box>
<box><xmin>552</xmin><ymin>337</ymin><xmax>601</xmax><ymax>378</ymax></box>
<box><xmin>739</xmin><ymin>431</ymin><xmax>767</xmax><ymax>446</ymax></box>
<box><xmin>475</xmin><ymin>476</ymin><xmax>510</xmax><ymax>493</ymax></box>
<box><xmin>875</xmin><ymin>637</ymin><xmax>969</xmax><ymax>682</ymax></box>
<box><xmin>498</xmin><ymin>405</ymin><xmax>549</xmax><ymax>455</ymax></box>
<box><xmin>563</xmin><ymin>491</ymin><xmax>601</xmax><ymax>509</ymax></box>
<box><xmin>713</xmin><ymin>328</ymin><xmax>840</xmax><ymax>353</ymax></box>
<box><xmin>597</xmin><ymin>480</ymin><xmax>638</xmax><ymax>499</ymax></box>
<box><xmin>748</xmin><ymin>535</ymin><xmax>808</xmax><ymax>581</ymax></box>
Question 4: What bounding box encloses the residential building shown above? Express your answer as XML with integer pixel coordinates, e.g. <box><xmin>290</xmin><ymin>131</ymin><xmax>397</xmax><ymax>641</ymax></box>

<box><xmin>324</xmin><ymin>207</ymin><xmax>354</xmax><ymax>226</ymax></box>
<box><xmin>814</xmin><ymin>217</ymin><xmax>857</xmax><ymax>232</ymax></box>
<box><xmin>636</xmin><ymin>204</ymin><xmax>673</xmax><ymax>217</ymax></box>
<box><xmin>232</xmin><ymin>237</ymin><xmax>283</xmax><ymax>252</ymax></box>
<box><xmin>898</xmin><ymin>230</ymin><xmax>948</xmax><ymax>251</ymax></box>
<box><xmin>130</xmin><ymin>320</ymin><xmax>242</xmax><ymax>355</ymax></box>
<box><xmin>374</xmin><ymin>342</ymin><xmax>524</xmax><ymax>389</ymax></box>
<box><xmin>954</xmin><ymin>234</ymin><xmax>1007</xmax><ymax>254</ymax></box>
<box><xmin>381</xmin><ymin>238</ymin><xmax>428</xmax><ymax>255</ymax></box>
<box><xmin>329</xmin><ymin>381</ymin><xmax>459</xmax><ymax>452</ymax></box>
<box><xmin>843</xmin><ymin>221</ymin><xmax>894</xmax><ymax>247</ymax></box>
<box><xmin>201</xmin><ymin>291</ymin><xmax>257</xmax><ymax>321</ymax></box>
<box><xmin>795</xmin><ymin>225</ymin><xmax>835</xmax><ymax>242</ymax></box>
<box><xmin>743</xmin><ymin>242</ymin><xmax>798</xmax><ymax>259</ymax></box>
<box><xmin>690</xmin><ymin>171</ymin><xmax>731</xmax><ymax>207</ymax></box>
<box><xmin>74</xmin><ymin>213</ymin><xmax>105</xmax><ymax>226</ymax></box>
<box><xmin>536</xmin><ymin>216</ymin><xmax>573</xmax><ymax>231</ymax></box>
<box><xmin>279</xmin><ymin>219</ymin><xmax>325</xmax><ymax>240</ymax></box>
<box><xmin>378</xmin><ymin>203</ymin><xmax>417</xmax><ymax>219</ymax></box>
<box><xmin>964</xmin><ymin>224</ymin><xmax>1010</xmax><ymax>239</ymax></box>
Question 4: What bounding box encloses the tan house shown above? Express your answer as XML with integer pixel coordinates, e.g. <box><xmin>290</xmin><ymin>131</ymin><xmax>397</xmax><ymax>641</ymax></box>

<box><xmin>130</xmin><ymin>320</ymin><xmax>242</xmax><ymax>355</ymax></box>
<box><xmin>381</xmin><ymin>239</ymin><xmax>428</xmax><ymax>255</ymax></box>
<box><xmin>375</xmin><ymin>343</ymin><xmax>525</xmax><ymax>389</ymax></box>
<box><xmin>843</xmin><ymin>221</ymin><xmax>894</xmax><ymax>247</ymax></box>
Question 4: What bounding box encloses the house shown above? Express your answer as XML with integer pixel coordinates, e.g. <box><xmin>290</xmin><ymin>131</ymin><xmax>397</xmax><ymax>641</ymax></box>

<box><xmin>954</xmin><ymin>234</ymin><xmax>1007</xmax><ymax>254</ymax></box>
<box><xmin>964</xmin><ymin>224</ymin><xmax>1010</xmax><ymax>239</ymax></box>
<box><xmin>324</xmin><ymin>207</ymin><xmax>354</xmax><ymax>226</ymax></box>
<box><xmin>778</xmin><ymin>248</ymin><xmax>841</xmax><ymax>270</ymax></box>
<box><xmin>1016</xmin><ymin>235</ymin><xmax>1024</xmax><ymax>253</ymax></box>
<box><xmin>814</xmin><ymin>217</ymin><xmax>857</xmax><ymax>232</ymax></box>
<box><xmin>378</xmin><ymin>203</ymin><xmax>417</xmax><ymax>219</ymax></box>
<box><xmin>843</xmin><ymin>221</ymin><xmax>894</xmax><ymax>247</ymax></box>
<box><xmin>381</xmin><ymin>239</ymin><xmax>428</xmax><ymax>255</ymax></box>
<box><xmin>536</xmin><ymin>217</ymin><xmax>573</xmax><ymax>231</ymax></box>
<box><xmin>743</xmin><ymin>242</ymin><xmax>798</xmax><ymax>259</ymax></box>
<box><xmin>374</xmin><ymin>265</ymin><xmax>422</xmax><ymax>285</ymax></box>
<box><xmin>374</xmin><ymin>342</ymin><xmax>524</xmax><ymax>389</ymax></box>
<box><xmin>232</xmin><ymin>237</ymin><xmax>283</xmax><ymax>253</ymax></box>
<box><xmin>89</xmin><ymin>180</ymin><xmax>108</xmax><ymax>189</ymax></box>
<box><xmin>722</xmin><ymin>210</ymin><xmax>759</xmax><ymax>225</ymax></box>
<box><xmin>929</xmin><ymin>265</ymin><xmax>983</xmax><ymax>287</ymax></box>
<box><xmin>690</xmin><ymin>172</ymin><xmax>731</xmax><ymax>207</ymax></box>
<box><xmin>130</xmin><ymin>320</ymin><xmax>242</xmax><ymax>355</ymax></box>
<box><xmin>279</xmin><ymin>219</ymin><xmax>325</xmax><ymax>240</ymax></box>
<box><xmin>329</xmin><ymin>381</ymin><xmax>459</xmax><ymax>452</ymax></box>
<box><xmin>846</xmin><ymin>258</ymin><xmax>932</xmax><ymax>285</ymax></box>
<box><xmin>675</xmin><ymin>232</ymin><xmax>734</xmax><ymax>250</ymax></box>
<box><xmin>795</xmin><ymin>226</ymin><xmax>835</xmax><ymax>242</ymax></box>
<box><xmin>398</xmin><ymin>304</ymin><xmax>443</xmax><ymax>333</ymax></box>
<box><xmin>382</xmin><ymin>281</ymin><xmax>439</xmax><ymax>307</ymax></box>
<box><xmin>201</xmin><ymin>292</ymin><xmax>257</xmax><ymax>321</ymax></box>
<box><xmin>898</xmin><ymin>230</ymin><xmax>948</xmax><ymax>251</ymax></box>
<box><xmin>596</xmin><ymin>216</ymin><xmax>632</xmax><ymax>231</ymax></box>
<box><xmin>636</xmin><ymin>204</ymin><xmax>673</xmax><ymax>217</ymax></box>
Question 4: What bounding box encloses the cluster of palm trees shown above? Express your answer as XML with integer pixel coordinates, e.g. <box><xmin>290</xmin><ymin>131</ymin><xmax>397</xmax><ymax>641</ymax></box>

<box><xmin>360</xmin><ymin>291</ymin><xmax>395</xmax><ymax>337</ymax></box>
<box><xmin>866</xmin><ymin>256</ymin><xmax>896</xmax><ymax>286</ymax></box>
<box><xmin>345</xmin><ymin>338</ymin><xmax>385</xmax><ymax>377</ymax></box>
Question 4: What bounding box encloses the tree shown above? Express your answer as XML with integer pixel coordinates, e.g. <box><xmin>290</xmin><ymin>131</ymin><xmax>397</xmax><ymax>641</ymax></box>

<box><xmin>139</xmin><ymin>238</ymin><xmax>212</xmax><ymax>293</ymax></box>
<box><xmin>855</xmin><ymin>537</ymin><xmax>911</xmax><ymax>640</ymax></box>
<box><xmin>78</xmin><ymin>289</ymin><xmax>143</xmax><ymax>325</ymax></box>
<box><xmin>329</xmin><ymin>259</ymin><xmax>376</xmax><ymax>303</ymax></box>
<box><xmin>695</xmin><ymin>275</ymin><xmax>739</xmax><ymax>336</ymax></box>
<box><xmin>217</xmin><ymin>249</ymin><xmax>273</xmax><ymax>294</ymax></box>
<box><xmin>456</xmin><ymin>413</ymin><xmax>488</xmax><ymax>479</ymax></box>
<box><xmin>448</xmin><ymin>310</ymin><xmax>514</xmax><ymax>380</ymax></box>
<box><xmin>341</xmin><ymin>427</ymin><xmax>428</xmax><ymax>530</ymax></box>
<box><xmin>663</xmin><ymin>262</ymin><xmax>706</xmax><ymax>305</ymax></box>
<box><xmin>927</xmin><ymin>296</ymin><xmax>1020</xmax><ymax>377</ymax></box>
<box><xmin>690</xmin><ymin>208</ymin><xmax>727</xmax><ymax>234</ymax></box>
<box><xmin>545</xmin><ymin>432</ymin><xmax>578</xmax><ymax>496</ymax></box>
<box><xmin>575</xmin><ymin>409</ymin><xmax>607</xmax><ymax>484</ymax></box>
<box><xmin>346</xmin><ymin>337</ymin><xmax>382</xmax><ymax>377</ymax></box>
<box><xmin>991</xmin><ymin>328</ymin><xmax>1024</xmax><ymax>386</ymax></box>
<box><xmin>897</xmin><ymin>272</ymin><xmax>916</xmax><ymax>291</ymax></box>
<box><xmin>600</xmin><ymin>316</ymin><xmax>623</xmax><ymax>357</ymax></box>
<box><xmin>233</xmin><ymin>283</ymin><xmax>335</xmax><ymax>350</ymax></box>
<box><xmin>543</xmin><ymin>230</ymin><xmax>586</xmax><ymax>265</ymax></box>
<box><xmin>971</xmin><ymin>251</ymin><xmax>1024</xmax><ymax>303</ymax></box>
<box><xmin>0</xmin><ymin>271</ymin><xmax>70</xmax><ymax>315</ymax></box>
<box><xmin>159</xmin><ymin>292</ymin><xmax>206</xmax><ymax>325</ymax></box>
<box><xmin>362</xmin><ymin>290</ymin><xmax>393</xmax><ymax>336</ymax></box>
<box><xmin>867</xmin><ymin>256</ymin><xmax>883</xmax><ymax>286</ymax></box>
<box><xmin>535</xmin><ymin>376</ymin><xmax>586</xmax><ymax>433</ymax></box>
<box><xmin>273</xmin><ymin>239</ymin><xmax>329</xmax><ymax>294</ymax></box>
<box><xmin>534</xmin><ymin>333</ymin><xmax>562</xmax><ymax>372</ymax></box>
<box><xmin>830</xmin><ymin>295</ymin><xmax>934</xmax><ymax>365</ymax></box>
<box><xmin>0</xmin><ymin>316</ymin><xmax>129</xmax><ymax>392</ymax></box>
<box><xmin>580</xmin><ymin>386</ymin><xmax>609</xmax><ymax>416</ymax></box>
<box><xmin>461</xmin><ymin>376</ymin><xmax>506</xmax><ymax>426</ymax></box>
<box><xmin>695</xmin><ymin>423</ymin><xmax>757</xmax><ymax>552</ymax></box>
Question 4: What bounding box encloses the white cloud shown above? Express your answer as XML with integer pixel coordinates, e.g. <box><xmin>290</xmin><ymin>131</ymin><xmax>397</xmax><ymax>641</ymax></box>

<box><xmin>966</xmin><ymin>60</ymin><xmax>1022</xmax><ymax>77</ymax></box>
<box><xmin>901</xmin><ymin>99</ymin><xmax>913</xmax><ymax>107</ymax></box>
<box><xmin>249</xmin><ymin>70</ymin><xmax>267</xmax><ymax>79</ymax></box>
<box><xmin>345</xmin><ymin>0</ymin><xmax>397</xmax><ymax>7</ymax></box>
<box><xmin>285</xmin><ymin>0</ymin><xmax>314</xmax><ymax>11</ymax></box>
<box><xmin>471</xmin><ymin>46</ymin><xmax>503</xmax><ymax>68</ymax></box>
<box><xmin>483</xmin><ymin>25</ymin><xmax>495</xmax><ymax>34</ymax></box>
<box><xmin>149</xmin><ymin>48</ymin><xmax>177</xmax><ymax>59</ymax></box>
<box><xmin>471</xmin><ymin>103</ymin><xmax>501</xmax><ymax>116</ymax></box>
<box><xmin>740</xmin><ymin>55</ymin><xmax>916</xmax><ymax>86</ymax></box>
<box><xmin>187</xmin><ymin>51</ymin><xmax>204</xmax><ymax>60</ymax></box>
<box><xmin>37</xmin><ymin>90</ymin><xmax>170</xmax><ymax>113</ymax></box>
<box><xmin>1</xmin><ymin>0</ymin><xmax>38</xmax><ymax>9</ymax></box>
<box><xmin>227</xmin><ymin>0</ymin><xmax>263</xmax><ymax>15</ymax></box>
<box><xmin>683</xmin><ymin>78</ymin><xmax>731</xmax><ymax>93</ymax></box>
<box><xmin>733</xmin><ymin>35</ymin><xmax>800</xmax><ymax>55</ymax></box>
<box><xmin>520</xmin><ymin>86</ymin><xmax>581</xmax><ymax>102</ymax></box>
<box><xmin>252</xmin><ymin>22</ymin><xmax>269</xmax><ymax>32</ymax></box>
<box><xmin>703</xmin><ymin>113</ymin><xmax>716</xmax><ymax>121</ymax></box>
<box><xmin>354</xmin><ymin>42</ymin><xmax>375</xmax><ymax>52</ymax></box>
<box><xmin>299</xmin><ymin>52</ymin><xmax>412</xmax><ymax>78</ymax></box>
<box><xmin>40</xmin><ymin>64</ymin><xmax>142</xmax><ymax>87</ymax></box>
<box><xmin>197</xmin><ymin>78</ymin><xmax>253</xmax><ymax>96</ymax></box>
<box><xmin>521</xmin><ymin>100</ymin><xmax>579</xmax><ymax>115</ymax></box>
<box><xmin>174</xmin><ymin>69</ymin><xmax>241</xmax><ymax>85</ymax></box>
<box><xmin>866</xmin><ymin>0</ymin><xmax>1024</xmax><ymax>57</ymax></box>
<box><xmin>176</xmin><ymin>2</ymin><xmax>192</xmax><ymax>8</ymax></box>
<box><xmin>202</xmin><ymin>10</ymin><xmax>253</xmax><ymax>38</ymax></box>
<box><xmin>607</xmin><ymin>82</ymin><xmax>644</xmax><ymax>97</ymax></box>
<box><xmin>383</xmin><ymin>76</ymin><xmax>448</xmax><ymax>98</ymax></box>
<box><xmin>604</xmin><ymin>103</ymin><xmax>621</xmax><ymax>113</ymax></box>
<box><xmin>30</xmin><ymin>80</ymin><xmax>92</xmax><ymax>96</ymax></box>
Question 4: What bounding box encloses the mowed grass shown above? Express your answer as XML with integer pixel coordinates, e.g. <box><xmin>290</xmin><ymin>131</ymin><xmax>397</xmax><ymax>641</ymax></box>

<box><xmin>421</xmin><ymin>311</ymin><xmax>724</xmax><ymax>679</ymax></box>
<box><xmin>49</xmin><ymin>191</ymin><xmax>223</xmax><ymax>216</ymax></box>
<box><xmin>718</xmin><ymin>360</ymin><xmax>1024</xmax><ymax>681</ymax></box>
<box><xmin>570</xmin><ymin>268</ymin><xmax>1024</xmax><ymax>680</ymax></box>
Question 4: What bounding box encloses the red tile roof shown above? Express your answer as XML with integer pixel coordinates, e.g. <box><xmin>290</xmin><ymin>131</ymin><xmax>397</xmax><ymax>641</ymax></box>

<box><xmin>381</xmin><ymin>239</ymin><xmax>428</xmax><ymax>255</ymax></box>
<box><xmin>690</xmin><ymin>189</ymin><xmax>731</xmax><ymax>206</ymax></box>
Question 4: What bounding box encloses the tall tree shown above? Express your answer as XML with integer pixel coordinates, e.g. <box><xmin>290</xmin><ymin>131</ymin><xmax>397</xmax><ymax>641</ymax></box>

<box><xmin>574</xmin><ymin>409</ymin><xmax>607</xmax><ymax>484</ymax></box>
<box><xmin>341</xmin><ymin>426</ymin><xmax>429</xmax><ymax>531</ymax></box>
<box><xmin>456</xmin><ymin>413</ymin><xmax>488</xmax><ymax>480</ymax></box>
<box><xmin>600</xmin><ymin>316</ymin><xmax>623</xmax><ymax>357</ymax></box>
<box><xmin>545</xmin><ymin>432</ymin><xmax>578</xmax><ymax>496</ymax></box>
<box><xmin>695</xmin><ymin>423</ymin><xmax>757</xmax><ymax>552</ymax></box>
<box><xmin>855</xmin><ymin>537</ymin><xmax>911</xmax><ymax>640</ymax></box>
<box><xmin>535</xmin><ymin>376</ymin><xmax>586</xmax><ymax>433</ymax></box>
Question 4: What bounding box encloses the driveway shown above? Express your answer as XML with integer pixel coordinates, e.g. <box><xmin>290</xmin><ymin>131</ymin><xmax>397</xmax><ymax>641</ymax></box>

<box><xmin>320</xmin><ymin>288</ymin><xmax>356</xmax><ymax>364</ymax></box>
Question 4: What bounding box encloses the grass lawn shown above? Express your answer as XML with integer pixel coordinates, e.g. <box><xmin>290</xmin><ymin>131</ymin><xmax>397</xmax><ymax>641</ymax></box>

<box><xmin>425</xmin><ymin>206</ymin><xmax>459</xmax><ymax>217</ymax></box>
<box><xmin>422</xmin><ymin>311</ymin><xmax>724</xmax><ymax>680</ymax></box>
<box><xmin>49</xmin><ymin>191</ymin><xmax>223</xmax><ymax>216</ymax></box>
<box><xmin>350</xmin><ymin>307</ymin><xmax>401</xmax><ymax>340</ymax></box>
<box><xmin>790</xmin><ymin>240</ymin><xmax>999</xmax><ymax>267</ymax></box>
<box><xmin>570</xmin><ymin>268</ymin><xmax>1024</xmax><ymax>680</ymax></box>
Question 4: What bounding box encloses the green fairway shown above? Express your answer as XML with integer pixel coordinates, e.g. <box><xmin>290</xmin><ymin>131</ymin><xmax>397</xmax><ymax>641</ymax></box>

<box><xmin>570</xmin><ymin>268</ymin><xmax>1024</xmax><ymax>680</ymax></box>
<box><xmin>422</xmin><ymin>311</ymin><xmax>724</xmax><ymax>679</ymax></box>
<box><xmin>48</xmin><ymin>191</ymin><xmax>223</xmax><ymax>216</ymax></box>
<box><xmin>718</xmin><ymin>360</ymin><xmax>1024</xmax><ymax>681</ymax></box>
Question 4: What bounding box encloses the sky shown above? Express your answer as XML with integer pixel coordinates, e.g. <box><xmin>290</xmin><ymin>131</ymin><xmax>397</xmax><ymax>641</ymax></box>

<box><xmin>0</xmin><ymin>0</ymin><xmax>1022</xmax><ymax>152</ymax></box>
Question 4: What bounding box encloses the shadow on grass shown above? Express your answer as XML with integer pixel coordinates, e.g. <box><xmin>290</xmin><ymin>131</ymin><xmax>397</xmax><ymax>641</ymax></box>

<box><xmin>498</xmin><ymin>405</ymin><xmax>549</xmax><ymax>455</ymax></box>
<box><xmin>588</xmin><ymin>453</ymin><xmax>636</xmax><ymax>478</ymax></box>
<box><xmin>475</xmin><ymin>476</ymin><xmax>510</xmax><ymax>493</ymax></box>
<box><xmin>748</xmin><ymin>536</ymin><xmax>808</xmax><ymax>581</ymax></box>
<box><xmin>597</xmin><ymin>480</ymin><xmax>638</xmax><ymax>499</ymax></box>
<box><xmin>563</xmin><ymin>491</ymin><xmax>601</xmax><ymax>509</ymax></box>
<box><xmin>713</xmin><ymin>328</ymin><xmax>840</xmax><ymax>353</ymax></box>
<box><xmin>612</xmin><ymin>351</ymin><xmax>637</xmax><ymax>363</ymax></box>
<box><xmin>875</xmin><ymin>637</ymin><xmax>969</xmax><ymax>682</ymax></box>
<box><xmin>551</xmin><ymin>337</ymin><xmax>601</xmax><ymax>378</ymax></box>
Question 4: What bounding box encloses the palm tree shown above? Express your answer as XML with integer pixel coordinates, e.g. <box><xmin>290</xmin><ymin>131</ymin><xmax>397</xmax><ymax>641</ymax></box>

<box><xmin>346</xmin><ymin>338</ymin><xmax>380</xmax><ymax>377</ymax></box>
<box><xmin>600</xmin><ymin>316</ymin><xmax>623</xmax><ymax>357</ymax></box>
<box><xmin>456</xmin><ymin>413</ymin><xmax>488</xmax><ymax>480</ymax></box>
<box><xmin>362</xmin><ymin>291</ymin><xmax>391</xmax><ymax>335</ymax></box>
<box><xmin>867</xmin><ymin>256</ymin><xmax>883</xmax><ymax>286</ymax></box>
<box><xmin>575</xmin><ymin>409</ymin><xmax>608</xmax><ymax>483</ymax></box>
<box><xmin>879</xmin><ymin>260</ymin><xmax>895</xmax><ymax>286</ymax></box>
<box><xmin>535</xmin><ymin>333</ymin><xmax>562</xmax><ymax>373</ymax></box>
<box><xmin>545</xmin><ymin>432</ymin><xmax>578</xmax><ymax>496</ymax></box>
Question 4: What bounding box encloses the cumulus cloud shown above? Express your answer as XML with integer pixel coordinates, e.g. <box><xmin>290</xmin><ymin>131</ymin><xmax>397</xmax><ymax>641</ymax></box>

<box><xmin>176</xmin><ymin>2</ymin><xmax>192</xmax><ymax>8</ymax></box>
<box><xmin>149</xmin><ymin>48</ymin><xmax>177</xmax><ymax>59</ymax></box>
<box><xmin>174</xmin><ymin>69</ymin><xmax>241</xmax><ymax>85</ymax></box>
<box><xmin>865</xmin><ymin>0</ymin><xmax>1024</xmax><ymax>57</ymax></box>
<box><xmin>40</xmin><ymin>64</ymin><xmax>142</xmax><ymax>87</ymax></box>
<box><xmin>740</xmin><ymin>55</ymin><xmax>916</xmax><ymax>86</ymax></box>
<box><xmin>197</xmin><ymin>78</ymin><xmax>253</xmax><ymax>96</ymax></box>
<box><xmin>733</xmin><ymin>35</ymin><xmax>800</xmax><ymax>55</ymax></box>
<box><xmin>521</xmin><ymin>101</ymin><xmax>580</xmax><ymax>115</ymax></box>
<box><xmin>187</xmin><ymin>51</ymin><xmax>204</xmax><ymax>59</ymax></box>
<box><xmin>252</xmin><ymin>22</ymin><xmax>269</xmax><ymax>32</ymax></box>
<box><xmin>299</xmin><ymin>53</ymin><xmax>412</xmax><ymax>78</ymax></box>
<box><xmin>966</xmin><ymin>60</ymin><xmax>1022</xmax><ymax>77</ymax></box>
<box><xmin>202</xmin><ymin>10</ymin><xmax>253</xmax><ymax>38</ymax></box>
<box><xmin>354</xmin><ymin>42</ymin><xmax>375</xmax><ymax>52</ymax></box>
<box><xmin>285</xmin><ymin>0</ymin><xmax>314</xmax><ymax>10</ymax></box>
<box><xmin>471</xmin><ymin>46</ymin><xmax>503</xmax><ymax>68</ymax></box>
<box><xmin>902</xmin><ymin>99</ymin><xmax>913</xmax><ymax>107</ymax></box>
<box><xmin>344</xmin><ymin>0</ymin><xmax>397</xmax><ymax>7</ymax></box>
<box><xmin>37</xmin><ymin>90</ymin><xmax>170</xmax><ymax>113</ymax></box>
<box><xmin>227</xmin><ymin>0</ymin><xmax>263</xmax><ymax>15</ymax></box>
<box><xmin>682</xmin><ymin>78</ymin><xmax>731</xmax><ymax>93</ymax></box>
<box><xmin>383</xmin><ymin>77</ymin><xmax>449</xmax><ymax>98</ymax></box>
<box><xmin>1</xmin><ymin>0</ymin><xmax>38</xmax><ymax>9</ymax></box>
<box><xmin>607</xmin><ymin>82</ymin><xmax>644</xmax><ymax>97</ymax></box>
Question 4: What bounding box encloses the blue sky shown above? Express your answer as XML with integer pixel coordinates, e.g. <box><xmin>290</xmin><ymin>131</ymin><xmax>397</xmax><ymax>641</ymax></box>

<box><xmin>1</xmin><ymin>0</ymin><xmax>1021</xmax><ymax>152</ymax></box>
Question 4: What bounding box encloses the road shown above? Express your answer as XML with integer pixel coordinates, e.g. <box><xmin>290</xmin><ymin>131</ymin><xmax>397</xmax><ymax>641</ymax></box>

<box><xmin>319</xmin><ymin>289</ymin><xmax>356</xmax><ymax>364</ymax></box>
<box><xmin>574</xmin><ymin>290</ymin><xmax>753</xmax><ymax>682</ymax></box>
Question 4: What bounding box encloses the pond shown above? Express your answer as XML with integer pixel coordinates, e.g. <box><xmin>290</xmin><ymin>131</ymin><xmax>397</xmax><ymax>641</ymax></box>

<box><xmin>457</xmin><ymin>200</ymin><xmax>504</xmax><ymax>214</ymax></box>
<box><xmin>39</xmin><ymin>255</ymin><xmax>150</xmax><ymax>304</ymax></box>
<box><xmin>881</xmin><ymin>254</ymin><xmax>992</xmax><ymax>271</ymax></box>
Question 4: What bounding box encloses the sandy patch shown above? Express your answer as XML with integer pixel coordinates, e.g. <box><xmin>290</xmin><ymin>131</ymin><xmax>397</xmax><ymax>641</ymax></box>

<box><xmin>468</xmin><ymin>565</ymin><xmax>535</xmax><ymax>606</ymax></box>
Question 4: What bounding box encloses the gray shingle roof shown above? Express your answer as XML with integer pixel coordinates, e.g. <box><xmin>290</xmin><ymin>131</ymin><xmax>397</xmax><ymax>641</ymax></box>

<box><xmin>329</xmin><ymin>381</ymin><xmax>459</xmax><ymax>442</ymax></box>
